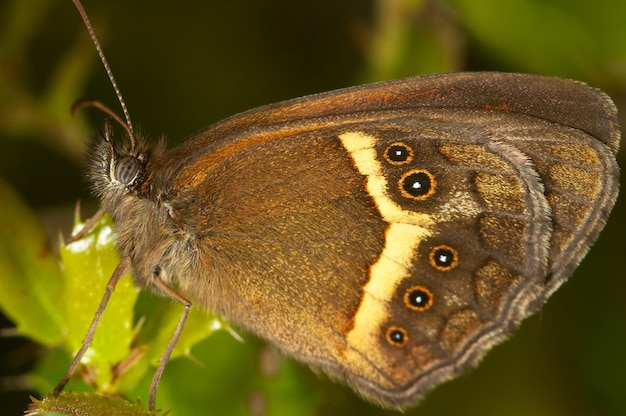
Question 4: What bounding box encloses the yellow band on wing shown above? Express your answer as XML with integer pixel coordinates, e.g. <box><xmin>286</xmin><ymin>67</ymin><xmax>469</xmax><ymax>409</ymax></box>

<box><xmin>338</xmin><ymin>132</ymin><xmax>433</xmax><ymax>385</ymax></box>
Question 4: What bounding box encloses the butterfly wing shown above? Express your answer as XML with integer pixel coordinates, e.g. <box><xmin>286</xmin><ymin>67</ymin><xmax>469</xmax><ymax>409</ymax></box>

<box><xmin>146</xmin><ymin>73</ymin><xmax>619</xmax><ymax>408</ymax></box>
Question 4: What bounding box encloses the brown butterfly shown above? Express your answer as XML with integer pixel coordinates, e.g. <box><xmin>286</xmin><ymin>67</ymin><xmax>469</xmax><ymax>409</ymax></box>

<box><xmin>54</xmin><ymin>0</ymin><xmax>620</xmax><ymax>411</ymax></box>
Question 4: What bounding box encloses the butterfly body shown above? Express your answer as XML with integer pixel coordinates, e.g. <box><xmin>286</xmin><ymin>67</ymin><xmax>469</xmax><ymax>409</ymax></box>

<box><xmin>86</xmin><ymin>72</ymin><xmax>619</xmax><ymax>408</ymax></box>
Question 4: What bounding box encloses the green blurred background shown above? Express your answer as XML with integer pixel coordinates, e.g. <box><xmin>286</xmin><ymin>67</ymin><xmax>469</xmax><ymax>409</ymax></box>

<box><xmin>1</xmin><ymin>0</ymin><xmax>625</xmax><ymax>414</ymax></box>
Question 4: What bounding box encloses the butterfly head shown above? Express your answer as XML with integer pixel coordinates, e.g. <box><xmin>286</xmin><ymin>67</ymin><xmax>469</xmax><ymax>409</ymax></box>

<box><xmin>87</xmin><ymin>119</ymin><xmax>151</xmax><ymax>206</ymax></box>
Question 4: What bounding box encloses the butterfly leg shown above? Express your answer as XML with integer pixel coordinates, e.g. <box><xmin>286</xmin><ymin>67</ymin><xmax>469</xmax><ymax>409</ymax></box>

<box><xmin>53</xmin><ymin>255</ymin><xmax>132</xmax><ymax>396</ymax></box>
<box><xmin>148</xmin><ymin>274</ymin><xmax>192</xmax><ymax>411</ymax></box>
<box><xmin>65</xmin><ymin>204</ymin><xmax>106</xmax><ymax>245</ymax></box>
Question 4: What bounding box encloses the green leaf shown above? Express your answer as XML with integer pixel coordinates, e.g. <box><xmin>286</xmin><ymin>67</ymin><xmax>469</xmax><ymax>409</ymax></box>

<box><xmin>26</xmin><ymin>391</ymin><xmax>157</xmax><ymax>416</ymax></box>
<box><xmin>0</xmin><ymin>177</ymin><xmax>64</xmax><ymax>345</ymax></box>
<box><xmin>59</xmin><ymin>212</ymin><xmax>139</xmax><ymax>393</ymax></box>
<box><xmin>48</xmin><ymin>210</ymin><xmax>232</xmax><ymax>408</ymax></box>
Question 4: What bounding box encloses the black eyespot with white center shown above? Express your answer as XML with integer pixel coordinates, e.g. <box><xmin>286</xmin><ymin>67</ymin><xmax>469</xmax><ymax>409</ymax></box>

<box><xmin>399</xmin><ymin>169</ymin><xmax>436</xmax><ymax>200</ymax></box>
<box><xmin>429</xmin><ymin>245</ymin><xmax>459</xmax><ymax>271</ymax></box>
<box><xmin>384</xmin><ymin>142</ymin><xmax>414</xmax><ymax>165</ymax></box>
<box><xmin>404</xmin><ymin>285</ymin><xmax>434</xmax><ymax>312</ymax></box>
<box><xmin>386</xmin><ymin>326</ymin><xmax>408</xmax><ymax>347</ymax></box>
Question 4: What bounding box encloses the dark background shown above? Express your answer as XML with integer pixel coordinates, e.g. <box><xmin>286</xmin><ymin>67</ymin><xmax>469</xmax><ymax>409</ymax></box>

<box><xmin>1</xmin><ymin>0</ymin><xmax>625</xmax><ymax>415</ymax></box>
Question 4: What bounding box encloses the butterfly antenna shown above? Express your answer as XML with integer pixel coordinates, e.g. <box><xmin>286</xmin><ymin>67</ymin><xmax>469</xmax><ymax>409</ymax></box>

<box><xmin>72</xmin><ymin>0</ymin><xmax>136</xmax><ymax>151</ymax></box>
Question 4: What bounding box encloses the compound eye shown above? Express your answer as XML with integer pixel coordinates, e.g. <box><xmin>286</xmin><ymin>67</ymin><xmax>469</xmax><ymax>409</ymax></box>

<box><xmin>115</xmin><ymin>156</ymin><xmax>141</xmax><ymax>185</ymax></box>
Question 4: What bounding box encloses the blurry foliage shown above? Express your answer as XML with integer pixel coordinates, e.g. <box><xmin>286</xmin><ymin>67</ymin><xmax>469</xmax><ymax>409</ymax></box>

<box><xmin>0</xmin><ymin>0</ymin><xmax>625</xmax><ymax>415</ymax></box>
<box><xmin>27</xmin><ymin>391</ymin><xmax>154</xmax><ymax>416</ymax></box>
